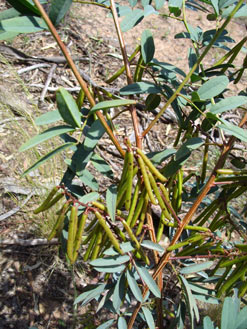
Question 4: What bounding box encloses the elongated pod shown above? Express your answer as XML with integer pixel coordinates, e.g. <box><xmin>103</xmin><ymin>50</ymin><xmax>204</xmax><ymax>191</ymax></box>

<box><xmin>125</xmin><ymin>150</ymin><xmax>134</xmax><ymax>211</ymax></box>
<box><xmin>67</xmin><ymin>206</ymin><xmax>78</xmax><ymax>263</ymax></box>
<box><xmin>148</xmin><ymin>171</ymin><xmax>171</xmax><ymax>220</ymax></box>
<box><xmin>95</xmin><ymin>211</ymin><xmax>124</xmax><ymax>255</ymax></box>
<box><xmin>83</xmin><ymin>224</ymin><xmax>99</xmax><ymax>261</ymax></box>
<box><xmin>126</xmin><ymin>178</ymin><xmax>141</xmax><ymax>225</ymax></box>
<box><xmin>72</xmin><ymin>212</ymin><xmax>88</xmax><ymax>263</ymax></box>
<box><xmin>48</xmin><ymin>202</ymin><xmax>70</xmax><ymax>240</ymax></box>
<box><xmin>137</xmin><ymin>155</ymin><xmax>157</xmax><ymax>205</ymax></box>
<box><xmin>34</xmin><ymin>186</ymin><xmax>60</xmax><ymax>214</ymax></box>
<box><xmin>136</xmin><ymin>148</ymin><xmax>167</xmax><ymax>182</ymax></box>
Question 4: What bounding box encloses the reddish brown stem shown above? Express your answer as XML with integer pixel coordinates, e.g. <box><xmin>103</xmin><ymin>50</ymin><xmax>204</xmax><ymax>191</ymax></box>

<box><xmin>128</xmin><ymin>112</ymin><xmax>247</xmax><ymax>328</ymax></box>
<box><xmin>110</xmin><ymin>0</ymin><xmax>142</xmax><ymax>149</ymax></box>
<box><xmin>33</xmin><ymin>0</ymin><xmax>125</xmax><ymax>157</ymax></box>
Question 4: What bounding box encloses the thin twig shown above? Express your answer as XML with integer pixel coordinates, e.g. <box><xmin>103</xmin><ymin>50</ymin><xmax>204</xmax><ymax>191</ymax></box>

<box><xmin>40</xmin><ymin>63</ymin><xmax>57</xmax><ymax>101</ymax></box>
<box><xmin>18</xmin><ymin>63</ymin><xmax>51</xmax><ymax>74</ymax></box>
<box><xmin>0</xmin><ymin>236</ymin><xmax>59</xmax><ymax>246</ymax></box>
<box><xmin>0</xmin><ymin>193</ymin><xmax>34</xmax><ymax>222</ymax></box>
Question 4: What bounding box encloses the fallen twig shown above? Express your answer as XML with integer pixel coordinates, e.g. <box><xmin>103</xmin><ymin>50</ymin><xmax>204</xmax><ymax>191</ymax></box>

<box><xmin>0</xmin><ymin>235</ymin><xmax>59</xmax><ymax>247</ymax></box>
<box><xmin>0</xmin><ymin>193</ymin><xmax>34</xmax><ymax>222</ymax></box>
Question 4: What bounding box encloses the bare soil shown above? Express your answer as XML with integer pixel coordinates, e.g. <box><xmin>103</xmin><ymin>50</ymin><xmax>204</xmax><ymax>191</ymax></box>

<box><xmin>0</xmin><ymin>1</ymin><xmax>246</xmax><ymax>328</ymax></box>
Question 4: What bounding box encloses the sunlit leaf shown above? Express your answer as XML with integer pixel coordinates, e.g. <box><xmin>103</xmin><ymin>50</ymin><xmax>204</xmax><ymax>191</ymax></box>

<box><xmin>141</xmin><ymin>29</ymin><xmax>155</xmax><ymax>64</ymax></box>
<box><xmin>90</xmin><ymin>99</ymin><xmax>136</xmax><ymax>113</ymax></box>
<box><xmin>118</xmin><ymin>317</ymin><xmax>127</xmax><ymax>329</ymax></box>
<box><xmin>142</xmin><ymin>307</ymin><xmax>155</xmax><ymax>329</ymax></box>
<box><xmin>90</xmin><ymin>255</ymin><xmax>130</xmax><ymax>267</ymax></box>
<box><xmin>22</xmin><ymin>142</ymin><xmax>75</xmax><ymax>176</ymax></box>
<box><xmin>106</xmin><ymin>184</ymin><xmax>117</xmax><ymax>222</ymax></box>
<box><xmin>19</xmin><ymin>125</ymin><xmax>75</xmax><ymax>152</ymax></box>
<box><xmin>1</xmin><ymin>16</ymin><xmax>47</xmax><ymax>33</ymax></box>
<box><xmin>135</xmin><ymin>263</ymin><xmax>161</xmax><ymax>298</ymax></box>
<box><xmin>49</xmin><ymin>0</ymin><xmax>73</xmax><ymax>25</ymax></box>
<box><xmin>209</xmin><ymin>96</ymin><xmax>247</xmax><ymax>114</ymax></box>
<box><xmin>141</xmin><ymin>240</ymin><xmax>165</xmax><ymax>253</ymax></box>
<box><xmin>56</xmin><ymin>87</ymin><xmax>81</xmax><ymax>128</ymax></box>
<box><xmin>127</xmin><ymin>269</ymin><xmax>143</xmax><ymax>302</ymax></box>
<box><xmin>113</xmin><ymin>273</ymin><xmax>126</xmax><ymax>313</ymax></box>
<box><xmin>180</xmin><ymin>261</ymin><xmax>214</xmax><ymax>274</ymax></box>
<box><xmin>35</xmin><ymin>110</ymin><xmax>63</xmax><ymax>126</ymax></box>
<box><xmin>96</xmin><ymin>319</ymin><xmax>115</xmax><ymax>329</ymax></box>
<box><xmin>120</xmin><ymin>9</ymin><xmax>144</xmax><ymax>32</ymax></box>
<box><xmin>197</xmin><ymin>76</ymin><xmax>229</xmax><ymax>100</ymax></box>
<box><xmin>120</xmin><ymin>82</ymin><xmax>161</xmax><ymax>95</ymax></box>
<box><xmin>84</xmin><ymin>119</ymin><xmax>107</xmax><ymax>151</ymax></box>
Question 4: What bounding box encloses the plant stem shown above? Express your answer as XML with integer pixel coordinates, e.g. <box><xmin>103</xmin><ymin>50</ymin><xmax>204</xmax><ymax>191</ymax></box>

<box><xmin>33</xmin><ymin>0</ymin><xmax>125</xmax><ymax>157</ymax></box>
<box><xmin>142</xmin><ymin>0</ymin><xmax>245</xmax><ymax>137</ymax></box>
<box><xmin>128</xmin><ymin>110</ymin><xmax>247</xmax><ymax>328</ymax></box>
<box><xmin>110</xmin><ymin>0</ymin><xmax>142</xmax><ymax>148</ymax></box>
<box><xmin>73</xmin><ymin>0</ymin><xmax>110</xmax><ymax>9</ymax></box>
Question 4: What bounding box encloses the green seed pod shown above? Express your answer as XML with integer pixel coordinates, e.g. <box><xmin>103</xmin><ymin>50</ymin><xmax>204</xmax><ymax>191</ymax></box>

<box><xmin>83</xmin><ymin>225</ymin><xmax>99</xmax><ymax>261</ymax></box>
<box><xmin>126</xmin><ymin>178</ymin><xmax>141</xmax><ymax>225</ymax></box>
<box><xmin>48</xmin><ymin>202</ymin><xmax>70</xmax><ymax>240</ymax></box>
<box><xmin>125</xmin><ymin>150</ymin><xmax>134</xmax><ymax>211</ymax></box>
<box><xmin>148</xmin><ymin>171</ymin><xmax>171</xmax><ymax>220</ymax></box>
<box><xmin>136</xmin><ymin>193</ymin><xmax>149</xmax><ymax>236</ymax></box>
<box><xmin>95</xmin><ymin>211</ymin><xmax>124</xmax><ymax>255</ymax></box>
<box><xmin>130</xmin><ymin>188</ymin><xmax>146</xmax><ymax>228</ymax></box>
<box><xmin>34</xmin><ymin>186</ymin><xmax>60</xmax><ymax>214</ymax></box>
<box><xmin>91</xmin><ymin>229</ymin><xmax>103</xmax><ymax>260</ymax></box>
<box><xmin>137</xmin><ymin>155</ymin><xmax>157</xmax><ymax>205</ymax></box>
<box><xmin>167</xmin><ymin>234</ymin><xmax>204</xmax><ymax>251</ymax></box>
<box><xmin>217</xmin><ymin>263</ymin><xmax>247</xmax><ymax>297</ymax></box>
<box><xmin>72</xmin><ymin>212</ymin><xmax>88</xmax><ymax>263</ymax></box>
<box><xmin>136</xmin><ymin>148</ymin><xmax>167</xmax><ymax>182</ymax></box>
<box><xmin>67</xmin><ymin>206</ymin><xmax>78</xmax><ymax>263</ymax></box>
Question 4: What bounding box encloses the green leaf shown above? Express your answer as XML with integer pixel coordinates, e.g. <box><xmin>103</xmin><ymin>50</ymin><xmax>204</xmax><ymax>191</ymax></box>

<box><xmin>145</xmin><ymin>94</ymin><xmax>161</xmax><ymax>111</ymax></box>
<box><xmin>194</xmin><ymin>293</ymin><xmax>220</xmax><ymax>305</ymax></box>
<box><xmin>0</xmin><ymin>30</ymin><xmax>19</xmax><ymax>41</ymax></box>
<box><xmin>78</xmin><ymin>169</ymin><xmax>99</xmax><ymax>190</ymax></box>
<box><xmin>120</xmin><ymin>82</ymin><xmax>161</xmax><ymax>95</ymax></box>
<box><xmin>219</xmin><ymin>122</ymin><xmax>247</xmax><ymax>143</ymax></box>
<box><xmin>96</xmin><ymin>319</ymin><xmax>115</xmax><ymax>329</ymax></box>
<box><xmin>49</xmin><ymin>0</ymin><xmax>72</xmax><ymax>26</ymax></box>
<box><xmin>91</xmin><ymin>153</ymin><xmax>114</xmax><ymax>179</ymax></box>
<box><xmin>148</xmin><ymin>148</ymin><xmax>176</xmax><ymax>164</ymax></box>
<box><xmin>1</xmin><ymin>16</ymin><xmax>47</xmax><ymax>33</ymax></box>
<box><xmin>56</xmin><ymin>88</ymin><xmax>81</xmax><ymax>128</ymax></box>
<box><xmin>84</xmin><ymin>119</ymin><xmax>107</xmax><ymax>151</ymax></box>
<box><xmin>221</xmin><ymin>297</ymin><xmax>237</xmax><ymax>329</ymax></box>
<box><xmin>127</xmin><ymin>269</ymin><xmax>143</xmax><ymax>302</ymax></box>
<box><xmin>118</xmin><ymin>317</ymin><xmax>127</xmax><ymax>329</ymax></box>
<box><xmin>120</xmin><ymin>9</ymin><xmax>144</xmax><ymax>32</ymax></box>
<box><xmin>144</xmin><ymin>5</ymin><xmax>158</xmax><ymax>17</ymax></box>
<box><xmin>141</xmin><ymin>240</ymin><xmax>165</xmax><ymax>253</ymax></box>
<box><xmin>142</xmin><ymin>307</ymin><xmax>155</xmax><ymax>329</ymax></box>
<box><xmin>236</xmin><ymin>306</ymin><xmax>247</xmax><ymax>329</ymax></box>
<box><xmin>93</xmin><ymin>264</ymin><xmax>126</xmax><ymax>273</ymax></box>
<box><xmin>22</xmin><ymin>142</ymin><xmax>74</xmax><ymax>176</ymax></box>
<box><xmin>197</xmin><ymin>76</ymin><xmax>229</xmax><ymax>100</ymax></box>
<box><xmin>211</xmin><ymin>0</ymin><xmax>219</xmax><ymax>15</ymax></box>
<box><xmin>154</xmin><ymin>0</ymin><xmax>165</xmax><ymax>10</ymax></box>
<box><xmin>180</xmin><ymin>261</ymin><xmax>214</xmax><ymax>274</ymax></box>
<box><xmin>209</xmin><ymin>96</ymin><xmax>247</xmax><ymax>114</ymax></box>
<box><xmin>135</xmin><ymin>263</ymin><xmax>161</xmax><ymax>298</ymax></box>
<box><xmin>79</xmin><ymin>192</ymin><xmax>99</xmax><ymax>204</ymax></box>
<box><xmin>19</xmin><ymin>125</ymin><xmax>75</xmax><ymax>152</ymax></box>
<box><xmin>74</xmin><ymin>283</ymin><xmax>106</xmax><ymax>305</ymax></box>
<box><xmin>141</xmin><ymin>29</ymin><xmax>155</xmax><ymax>64</ymax></box>
<box><xmin>0</xmin><ymin>8</ymin><xmax>21</xmax><ymax>20</ymax></box>
<box><xmin>203</xmin><ymin>316</ymin><xmax>215</xmax><ymax>329</ymax></box>
<box><xmin>128</xmin><ymin>0</ymin><xmax>138</xmax><ymax>7</ymax></box>
<box><xmin>180</xmin><ymin>275</ymin><xmax>199</xmax><ymax>324</ymax></box>
<box><xmin>35</xmin><ymin>109</ymin><xmax>63</xmax><ymax>126</ymax></box>
<box><xmin>104</xmin><ymin>242</ymin><xmax>134</xmax><ymax>256</ymax></box>
<box><xmin>90</xmin><ymin>255</ymin><xmax>130</xmax><ymax>267</ymax></box>
<box><xmin>113</xmin><ymin>273</ymin><xmax>126</xmax><ymax>313</ymax></box>
<box><xmin>5</xmin><ymin>0</ymin><xmax>41</xmax><ymax>16</ymax></box>
<box><xmin>106</xmin><ymin>184</ymin><xmax>117</xmax><ymax>222</ymax></box>
<box><xmin>90</xmin><ymin>99</ymin><xmax>136</xmax><ymax>113</ymax></box>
